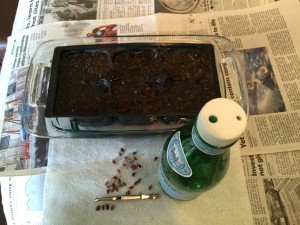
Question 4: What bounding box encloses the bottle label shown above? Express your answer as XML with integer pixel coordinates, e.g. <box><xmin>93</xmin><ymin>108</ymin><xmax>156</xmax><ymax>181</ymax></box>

<box><xmin>158</xmin><ymin>163</ymin><xmax>199</xmax><ymax>200</ymax></box>
<box><xmin>166</xmin><ymin>131</ymin><xmax>192</xmax><ymax>177</ymax></box>
<box><xmin>192</xmin><ymin>126</ymin><xmax>226</xmax><ymax>155</ymax></box>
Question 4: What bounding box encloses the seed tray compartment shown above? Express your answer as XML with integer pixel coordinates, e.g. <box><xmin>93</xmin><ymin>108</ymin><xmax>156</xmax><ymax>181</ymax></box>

<box><xmin>23</xmin><ymin>36</ymin><xmax>248</xmax><ymax>137</ymax></box>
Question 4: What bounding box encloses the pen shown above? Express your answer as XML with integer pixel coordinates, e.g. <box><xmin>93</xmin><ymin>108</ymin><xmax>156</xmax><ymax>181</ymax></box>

<box><xmin>94</xmin><ymin>193</ymin><xmax>160</xmax><ymax>201</ymax></box>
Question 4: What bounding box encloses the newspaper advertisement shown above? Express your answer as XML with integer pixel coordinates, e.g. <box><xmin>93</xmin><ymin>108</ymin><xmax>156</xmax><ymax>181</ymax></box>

<box><xmin>12</xmin><ymin>0</ymin><xmax>280</xmax><ymax>35</ymax></box>
<box><xmin>0</xmin><ymin>175</ymin><xmax>45</xmax><ymax>225</ymax></box>
<box><xmin>242</xmin><ymin>152</ymin><xmax>300</xmax><ymax>225</ymax></box>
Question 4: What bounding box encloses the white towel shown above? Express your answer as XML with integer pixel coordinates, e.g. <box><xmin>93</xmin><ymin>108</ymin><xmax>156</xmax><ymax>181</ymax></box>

<box><xmin>42</xmin><ymin>135</ymin><xmax>252</xmax><ymax>225</ymax></box>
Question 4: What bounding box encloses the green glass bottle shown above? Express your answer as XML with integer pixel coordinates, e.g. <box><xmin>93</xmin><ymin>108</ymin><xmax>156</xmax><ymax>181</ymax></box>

<box><xmin>158</xmin><ymin>98</ymin><xmax>247</xmax><ymax>200</ymax></box>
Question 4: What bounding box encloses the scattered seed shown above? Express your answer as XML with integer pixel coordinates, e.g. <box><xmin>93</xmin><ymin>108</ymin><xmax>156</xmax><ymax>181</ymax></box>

<box><xmin>111</xmin><ymin>204</ymin><xmax>115</xmax><ymax>211</ymax></box>
<box><xmin>154</xmin><ymin>157</ymin><xmax>158</xmax><ymax>161</ymax></box>
<box><xmin>133</xmin><ymin>156</ymin><xmax>138</xmax><ymax>160</ymax></box>
<box><xmin>126</xmin><ymin>190</ymin><xmax>131</xmax><ymax>195</ymax></box>
<box><xmin>137</xmin><ymin>164</ymin><xmax>142</xmax><ymax>168</ymax></box>
<box><xmin>117</xmin><ymin>169</ymin><xmax>121</xmax><ymax>173</ymax></box>
<box><xmin>96</xmin><ymin>205</ymin><xmax>101</xmax><ymax>211</ymax></box>
<box><xmin>106</xmin><ymin>189</ymin><xmax>110</xmax><ymax>194</ymax></box>
<box><xmin>148</xmin><ymin>185</ymin><xmax>153</xmax><ymax>190</ymax></box>
<box><xmin>129</xmin><ymin>185</ymin><xmax>134</xmax><ymax>190</ymax></box>
<box><xmin>106</xmin><ymin>204</ymin><xmax>109</xmax><ymax>210</ymax></box>
<box><xmin>120</xmin><ymin>148</ymin><xmax>125</xmax><ymax>152</ymax></box>
<box><xmin>112</xmin><ymin>159</ymin><xmax>116</xmax><ymax>164</ymax></box>
<box><xmin>131</xmin><ymin>172</ymin><xmax>136</xmax><ymax>177</ymax></box>
<box><xmin>133</xmin><ymin>151</ymin><xmax>137</xmax><ymax>155</ymax></box>
<box><xmin>134</xmin><ymin>178</ymin><xmax>141</xmax><ymax>185</ymax></box>
<box><xmin>102</xmin><ymin>205</ymin><xmax>105</xmax><ymax>210</ymax></box>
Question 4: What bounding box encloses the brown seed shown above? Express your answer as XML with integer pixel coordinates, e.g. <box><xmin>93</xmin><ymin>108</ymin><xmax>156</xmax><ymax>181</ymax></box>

<box><xmin>134</xmin><ymin>178</ymin><xmax>141</xmax><ymax>185</ymax></box>
<box><xmin>120</xmin><ymin>148</ymin><xmax>125</xmax><ymax>152</ymax></box>
<box><xmin>133</xmin><ymin>156</ymin><xmax>138</xmax><ymax>160</ymax></box>
<box><xmin>119</xmin><ymin>152</ymin><xmax>123</xmax><ymax>156</ymax></box>
<box><xmin>148</xmin><ymin>185</ymin><xmax>153</xmax><ymax>190</ymax></box>
<box><xmin>129</xmin><ymin>185</ymin><xmax>134</xmax><ymax>190</ymax></box>
<box><xmin>111</xmin><ymin>204</ymin><xmax>115</xmax><ymax>211</ymax></box>
<box><xmin>154</xmin><ymin>157</ymin><xmax>158</xmax><ymax>161</ymax></box>
<box><xmin>137</xmin><ymin>164</ymin><xmax>142</xmax><ymax>168</ymax></box>
<box><xmin>131</xmin><ymin>172</ymin><xmax>136</xmax><ymax>177</ymax></box>
<box><xmin>106</xmin><ymin>189</ymin><xmax>110</xmax><ymax>194</ymax></box>
<box><xmin>123</xmin><ymin>182</ymin><xmax>127</xmax><ymax>186</ymax></box>
<box><xmin>126</xmin><ymin>190</ymin><xmax>131</xmax><ymax>195</ymax></box>
<box><xmin>106</xmin><ymin>204</ymin><xmax>109</xmax><ymax>210</ymax></box>
<box><xmin>117</xmin><ymin>169</ymin><xmax>121</xmax><ymax>173</ymax></box>
<box><xmin>112</xmin><ymin>159</ymin><xmax>116</xmax><ymax>164</ymax></box>
<box><xmin>133</xmin><ymin>151</ymin><xmax>137</xmax><ymax>155</ymax></box>
<box><xmin>96</xmin><ymin>205</ymin><xmax>101</xmax><ymax>211</ymax></box>
<box><xmin>102</xmin><ymin>205</ymin><xmax>105</xmax><ymax>210</ymax></box>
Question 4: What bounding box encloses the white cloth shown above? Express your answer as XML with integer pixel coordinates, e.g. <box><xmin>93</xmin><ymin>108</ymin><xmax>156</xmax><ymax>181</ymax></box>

<box><xmin>42</xmin><ymin>136</ymin><xmax>252</xmax><ymax>225</ymax></box>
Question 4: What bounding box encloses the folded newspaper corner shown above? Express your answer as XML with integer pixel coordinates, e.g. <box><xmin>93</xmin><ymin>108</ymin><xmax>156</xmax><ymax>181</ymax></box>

<box><xmin>1</xmin><ymin>0</ymin><xmax>300</xmax><ymax>224</ymax></box>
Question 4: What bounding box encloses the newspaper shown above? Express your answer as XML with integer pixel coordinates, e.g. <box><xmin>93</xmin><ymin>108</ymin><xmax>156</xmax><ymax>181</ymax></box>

<box><xmin>0</xmin><ymin>175</ymin><xmax>45</xmax><ymax>225</ymax></box>
<box><xmin>12</xmin><ymin>0</ymin><xmax>279</xmax><ymax>34</ymax></box>
<box><xmin>0</xmin><ymin>0</ymin><xmax>300</xmax><ymax>224</ymax></box>
<box><xmin>242</xmin><ymin>152</ymin><xmax>300</xmax><ymax>225</ymax></box>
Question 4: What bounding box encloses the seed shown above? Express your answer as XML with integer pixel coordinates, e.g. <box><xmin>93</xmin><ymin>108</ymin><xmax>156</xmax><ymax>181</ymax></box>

<box><xmin>154</xmin><ymin>157</ymin><xmax>158</xmax><ymax>161</ymax></box>
<box><xmin>96</xmin><ymin>205</ymin><xmax>101</xmax><ymax>211</ymax></box>
<box><xmin>120</xmin><ymin>148</ymin><xmax>125</xmax><ymax>152</ymax></box>
<box><xmin>106</xmin><ymin>189</ymin><xmax>110</xmax><ymax>194</ymax></box>
<box><xmin>129</xmin><ymin>185</ymin><xmax>134</xmax><ymax>189</ymax></box>
<box><xmin>111</xmin><ymin>204</ymin><xmax>115</xmax><ymax>211</ymax></box>
<box><xmin>133</xmin><ymin>151</ymin><xmax>137</xmax><ymax>155</ymax></box>
<box><xmin>133</xmin><ymin>157</ymin><xmax>138</xmax><ymax>160</ymax></box>
<box><xmin>148</xmin><ymin>185</ymin><xmax>153</xmax><ymax>190</ymax></box>
<box><xmin>117</xmin><ymin>169</ymin><xmax>121</xmax><ymax>173</ymax></box>
<box><xmin>131</xmin><ymin>172</ymin><xmax>136</xmax><ymax>177</ymax></box>
<box><xmin>113</xmin><ymin>176</ymin><xmax>118</xmax><ymax>180</ymax></box>
<box><xmin>123</xmin><ymin>182</ymin><xmax>127</xmax><ymax>186</ymax></box>
<box><xmin>106</xmin><ymin>204</ymin><xmax>109</xmax><ymax>210</ymax></box>
<box><xmin>112</xmin><ymin>159</ymin><xmax>116</xmax><ymax>164</ymax></box>
<box><xmin>126</xmin><ymin>190</ymin><xmax>131</xmax><ymax>195</ymax></box>
<box><xmin>119</xmin><ymin>152</ymin><xmax>122</xmax><ymax>156</ymax></box>
<box><xmin>134</xmin><ymin>178</ymin><xmax>141</xmax><ymax>185</ymax></box>
<box><xmin>102</xmin><ymin>205</ymin><xmax>105</xmax><ymax>210</ymax></box>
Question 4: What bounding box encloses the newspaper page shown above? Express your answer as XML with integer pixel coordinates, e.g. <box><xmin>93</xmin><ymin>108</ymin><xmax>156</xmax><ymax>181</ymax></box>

<box><xmin>12</xmin><ymin>0</ymin><xmax>280</xmax><ymax>35</ymax></box>
<box><xmin>242</xmin><ymin>152</ymin><xmax>300</xmax><ymax>225</ymax></box>
<box><xmin>0</xmin><ymin>175</ymin><xmax>45</xmax><ymax>225</ymax></box>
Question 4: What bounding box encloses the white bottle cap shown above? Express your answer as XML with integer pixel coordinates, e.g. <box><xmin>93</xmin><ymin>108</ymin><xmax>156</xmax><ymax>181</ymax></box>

<box><xmin>196</xmin><ymin>98</ymin><xmax>247</xmax><ymax>147</ymax></box>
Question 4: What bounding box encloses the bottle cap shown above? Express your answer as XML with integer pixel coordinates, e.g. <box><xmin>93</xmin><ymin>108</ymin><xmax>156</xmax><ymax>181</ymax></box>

<box><xmin>196</xmin><ymin>98</ymin><xmax>247</xmax><ymax>147</ymax></box>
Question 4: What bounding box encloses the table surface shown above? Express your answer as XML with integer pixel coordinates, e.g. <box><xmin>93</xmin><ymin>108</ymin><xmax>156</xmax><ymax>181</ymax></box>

<box><xmin>0</xmin><ymin>1</ymin><xmax>19</xmax><ymax>224</ymax></box>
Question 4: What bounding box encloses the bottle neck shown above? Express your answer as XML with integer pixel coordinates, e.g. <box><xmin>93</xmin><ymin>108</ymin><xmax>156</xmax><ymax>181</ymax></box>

<box><xmin>192</xmin><ymin>125</ymin><xmax>233</xmax><ymax>155</ymax></box>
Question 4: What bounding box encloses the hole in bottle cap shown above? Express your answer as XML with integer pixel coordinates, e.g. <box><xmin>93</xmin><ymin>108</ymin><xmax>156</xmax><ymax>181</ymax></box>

<box><xmin>209</xmin><ymin>115</ymin><xmax>218</xmax><ymax>123</ymax></box>
<box><xmin>236</xmin><ymin>115</ymin><xmax>242</xmax><ymax>121</ymax></box>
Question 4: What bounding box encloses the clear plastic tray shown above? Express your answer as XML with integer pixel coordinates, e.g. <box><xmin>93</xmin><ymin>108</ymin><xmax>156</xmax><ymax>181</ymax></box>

<box><xmin>23</xmin><ymin>35</ymin><xmax>248</xmax><ymax>138</ymax></box>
